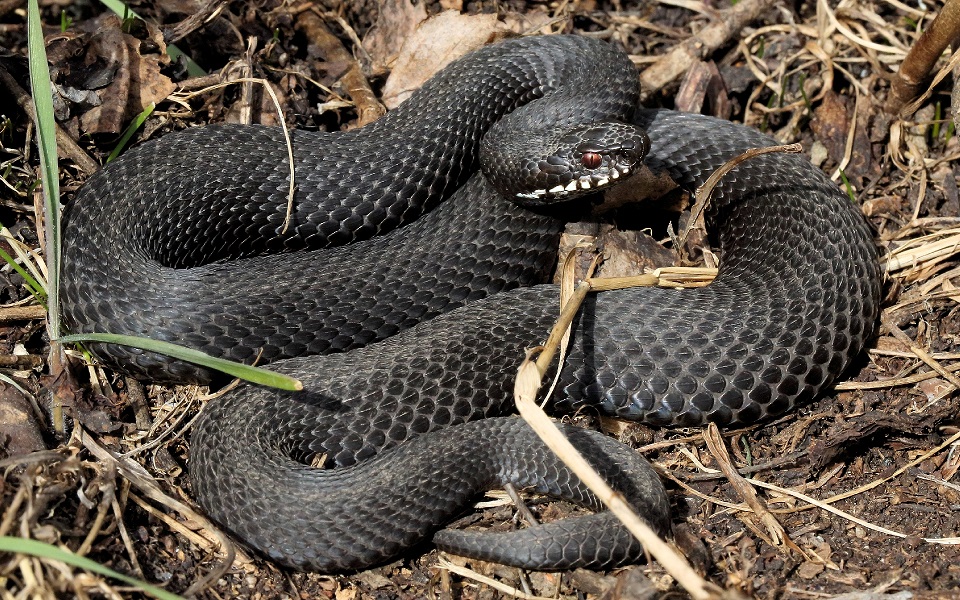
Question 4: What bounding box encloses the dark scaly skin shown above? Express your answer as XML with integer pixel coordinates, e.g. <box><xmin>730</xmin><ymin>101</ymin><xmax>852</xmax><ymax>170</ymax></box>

<box><xmin>59</xmin><ymin>36</ymin><xmax>882</xmax><ymax>571</ymax></box>
<box><xmin>60</xmin><ymin>35</ymin><xmax>639</xmax><ymax>382</ymax></box>
<box><xmin>190</xmin><ymin>108</ymin><xmax>880</xmax><ymax>570</ymax></box>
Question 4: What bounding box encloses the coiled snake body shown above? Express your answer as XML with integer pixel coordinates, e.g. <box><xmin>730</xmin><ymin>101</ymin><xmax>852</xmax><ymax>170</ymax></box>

<box><xmin>60</xmin><ymin>35</ymin><xmax>881</xmax><ymax>571</ymax></box>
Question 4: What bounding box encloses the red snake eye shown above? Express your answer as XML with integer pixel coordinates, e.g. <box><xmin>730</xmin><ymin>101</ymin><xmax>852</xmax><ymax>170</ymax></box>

<box><xmin>581</xmin><ymin>152</ymin><xmax>602</xmax><ymax>169</ymax></box>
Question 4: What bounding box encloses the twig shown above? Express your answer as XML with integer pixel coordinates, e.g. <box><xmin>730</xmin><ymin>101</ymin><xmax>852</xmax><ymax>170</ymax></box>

<box><xmin>162</xmin><ymin>0</ymin><xmax>228</xmax><ymax>44</ymax></box>
<box><xmin>437</xmin><ymin>556</ymin><xmax>557</xmax><ymax>600</ymax></box>
<box><xmin>702</xmin><ymin>424</ymin><xmax>821</xmax><ymax>563</ymax></box>
<box><xmin>296</xmin><ymin>10</ymin><xmax>386</xmax><ymax>126</ymax></box>
<box><xmin>78</xmin><ymin>428</ymin><xmax>237</xmax><ymax>596</ymax></box>
<box><xmin>885</xmin><ymin>0</ymin><xmax>960</xmax><ymax>114</ymax></box>
<box><xmin>639</xmin><ymin>0</ymin><xmax>776</xmax><ymax>99</ymax></box>
<box><xmin>0</xmin><ymin>64</ymin><xmax>100</xmax><ymax>176</ymax></box>
<box><xmin>0</xmin><ymin>304</ymin><xmax>47</xmax><ymax>322</ymax></box>
<box><xmin>882</xmin><ymin>314</ymin><xmax>960</xmax><ymax>390</ymax></box>
<box><xmin>502</xmin><ymin>483</ymin><xmax>539</xmax><ymax>527</ymax></box>
<box><xmin>679</xmin><ymin>144</ymin><xmax>802</xmax><ymax>257</ymax></box>
<box><xmin>0</xmin><ymin>354</ymin><xmax>43</xmax><ymax>369</ymax></box>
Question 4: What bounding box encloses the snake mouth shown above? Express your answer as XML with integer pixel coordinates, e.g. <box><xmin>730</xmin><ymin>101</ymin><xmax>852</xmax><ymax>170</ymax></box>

<box><xmin>515</xmin><ymin>162</ymin><xmax>636</xmax><ymax>201</ymax></box>
<box><xmin>513</xmin><ymin>125</ymin><xmax>649</xmax><ymax>204</ymax></box>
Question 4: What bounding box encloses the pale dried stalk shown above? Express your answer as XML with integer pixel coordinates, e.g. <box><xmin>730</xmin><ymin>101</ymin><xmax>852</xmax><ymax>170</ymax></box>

<box><xmin>437</xmin><ymin>556</ymin><xmax>558</xmax><ymax>600</ymax></box>
<box><xmin>882</xmin><ymin>230</ymin><xmax>960</xmax><ymax>273</ymax></box>
<box><xmin>513</xmin><ymin>273</ymin><xmax>744</xmax><ymax>600</ymax></box>
<box><xmin>639</xmin><ymin>0</ymin><xmax>777</xmax><ymax>99</ymax></box>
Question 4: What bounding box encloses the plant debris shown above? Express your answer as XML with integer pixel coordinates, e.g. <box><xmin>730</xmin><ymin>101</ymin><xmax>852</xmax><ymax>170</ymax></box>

<box><xmin>1</xmin><ymin>1</ymin><xmax>960</xmax><ymax>598</ymax></box>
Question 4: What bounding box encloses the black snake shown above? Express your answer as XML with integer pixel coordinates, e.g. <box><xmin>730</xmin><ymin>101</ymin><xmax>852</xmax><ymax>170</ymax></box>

<box><xmin>59</xmin><ymin>35</ymin><xmax>881</xmax><ymax>571</ymax></box>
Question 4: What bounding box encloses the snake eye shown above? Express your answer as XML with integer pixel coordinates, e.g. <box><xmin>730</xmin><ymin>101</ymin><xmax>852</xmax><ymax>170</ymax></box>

<box><xmin>580</xmin><ymin>152</ymin><xmax>602</xmax><ymax>169</ymax></box>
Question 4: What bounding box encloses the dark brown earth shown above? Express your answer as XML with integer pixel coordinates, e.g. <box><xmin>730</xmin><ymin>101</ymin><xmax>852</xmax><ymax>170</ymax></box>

<box><xmin>1</xmin><ymin>1</ymin><xmax>960</xmax><ymax>598</ymax></box>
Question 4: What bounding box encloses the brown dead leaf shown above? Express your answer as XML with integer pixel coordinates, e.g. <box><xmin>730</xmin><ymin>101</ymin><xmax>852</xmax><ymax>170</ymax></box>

<box><xmin>380</xmin><ymin>11</ymin><xmax>511</xmax><ymax>109</ymax></box>
<box><xmin>595</xmin><ymin>226</ymin><xmax>677</xmax><ymax>279</ymax></box>
<box><xmin>0</xmin><ymin>383</ymin><xmax>46</xmax><ymax>458</ymax></box>
<box><xmin>362</xmin><ymin>0</ymin><xmax>429</xmax><ymax>74</ymax></box>
<box><xmin>918</xmin><ymin>377</ymin><xmax>951</xmax><ymax>401</ymax></box>
<box><xmin>810</xmin><ymin>92</ymin><xmax>849</xmax><ymax>165</ymax></box>
<box><xmin>81</xmin><ymin>22</ymin><xmax>175</xmax><ymax>134</ymax></box>
<box><xmin>809</xmin><ymin>90</ymin><xmax>876</xmax><ymax>186</ymax></box>
<box><xmin>675</xmin><ymin>60</ymin><xmax>732</xmax><ymax>119</ymax></box>
<box><xmin>501</xmin><ymin>8</ymin><xmax>555</xmax><ymax>34</ymax></box>
<box><xmin>796</xmin><ymin>561</ymin><xmax>825</xmax><ymax>579</ymax></box>
<box><xmin>48</xmin><ymin>14</ymin><xmax>175</xmax><ymax>135</ymax></box>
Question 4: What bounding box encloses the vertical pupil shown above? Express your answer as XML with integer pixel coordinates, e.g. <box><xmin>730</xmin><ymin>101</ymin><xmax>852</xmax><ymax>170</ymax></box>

<box><xmin>581</xmin><ymin>153</ymin><xmax>602</xmax><ymax>169</ymax></box>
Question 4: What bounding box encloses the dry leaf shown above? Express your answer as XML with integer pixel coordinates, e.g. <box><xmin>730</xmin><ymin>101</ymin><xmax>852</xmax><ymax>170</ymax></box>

<box><xmin>48</xmin><ymin>14</ymin><xmax>175</xmax><ymax>135</ymax></box>
<box><xmin>381</xmin><ymin>11</ymin><xmax>510</xmax><ymax>109</ymax></box>
<box><xmin>362</xmin><ymin>0</ymin><xmax>429</xmax><ymax>74</ymax></box>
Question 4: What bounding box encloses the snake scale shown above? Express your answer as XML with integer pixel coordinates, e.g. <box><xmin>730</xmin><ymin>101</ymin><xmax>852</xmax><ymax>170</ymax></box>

<box><xmin>60</xmin><ymin>35</ymin><xmax>881</xmax><ymax>571</ymax></box>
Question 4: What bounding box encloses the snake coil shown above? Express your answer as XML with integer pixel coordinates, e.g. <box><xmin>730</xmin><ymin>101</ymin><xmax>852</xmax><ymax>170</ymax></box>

<box><xmin>60</xmin><ymin>35</ymin><xmax>880</xmax><ymax>571</ymax></box>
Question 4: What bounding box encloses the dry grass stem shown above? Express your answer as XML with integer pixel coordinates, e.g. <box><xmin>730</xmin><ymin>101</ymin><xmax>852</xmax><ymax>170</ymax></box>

<box><xmin>680</xmin><ymin>144</ymin><xmax>802</xmax><ymax>254</ymax></box>
<box><xmin>436</xmin><ymin>556</ymin><xmax>558</xmax><ymax>600</ymax></box>
<box><xmin>832</xmin><ymin>360</ymin><xmax>960</xmax><ymax>390</ymax></box>
<box><xmin>702</xmin><ymin>425</ymin><xmax>801</xmax><ymax>556</ymax></box>
<box><xmin>298</xmin><ymin>9</ymin><xmax>385</xmax><ymax>125</ymax></box>
<box><xmin>882</xmin><ymin>228</ymin><xmax>960</xmax><ymax>274</ymax></box>
<box><xmin>0</xmin><ymin>63</ymin><xmax>100</xmax><ymax>175</ymax></box>
<box><xmin>175</xmin><ymin>78</ymin><xmax>294</xmax><ymax>233</ymax></box>
<box><xmin>777</xmin><ymin>428</ymin><xmax>960</xmax><ymax>516</ymax></box>
<box><xmin>512</xmin><ymin>271</ymin><xmax>752</xmax><ymax>600</ymax></box>
<box><xmin>77</xmin><ymin>428</ymin><xmax>237</xmax><ymax>595</ymax></box>
<box><xmin>514</xmin><ymin>369</ymin><xmax>734</xmax><ymax>600</ymax></box>
<box><xmin>882</xmin><ymin>314</ymin><xmax>960</xmax><ymax>390</ymax></box>
<box><xmin>639</xmin><ymin>0</ymin><xmax>777</xmax><ymax>99</ymax></box>
<box><xmin>675</xmin><ymin>429</ymin><xmax>960</xmax><ymax>545</ymax></box>
<box><xmin>586</xmin><ymin>267</ymin><xmax>717</xmax><ymax>292</ymax></box>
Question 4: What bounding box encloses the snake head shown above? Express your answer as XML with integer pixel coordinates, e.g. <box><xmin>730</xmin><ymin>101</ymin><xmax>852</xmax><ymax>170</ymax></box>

<box><xmin>484</xmin><ymin>121</ymin><xmax>650</xmax><ymax>207</ymax></box>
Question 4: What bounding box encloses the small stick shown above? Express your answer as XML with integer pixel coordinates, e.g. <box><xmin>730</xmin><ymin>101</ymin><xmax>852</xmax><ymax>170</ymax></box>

<box><xmin>0</xmin><ymin>304</ymin><xmax>47</xmax><ymax>322</ymax></box>
<box><xmin>0</xmin><ymin>65</ymin><xmax>100</xmax><ymax>176</ymax></box>
<box><xmin>296</xmin><ymin>10</ymin><xmax>386</xmax><ymax>127</ymax></box>
<box><xmin>79</xmin><ymin>428</ymin><xmax>238</xmax><ymax>595</ymax></box>
<box><xmin>162</xmin><ymin>0</ymin><xmax>228</xmax><ymax>44</ymax></box>
<box><xmin>885</xmin><ymin>0</ymin><xmax>960</xmax><ymax>115</ymax></box>
<box><xmin>702</xmin><ymin>424</ymin><xmax>811</xmax><ymax>559</ymax></box>
<box><xmin>503</xmin><ymin>483</ymin><xmax>539</xmax><ymax>526</ymax></box>
<box><xmin>639</xmin><ymin>0</ymin><xmax>777</xmax><ymax>100</ymax></box>
<box><xmin>882</xmin><ymin>314</ymin><xmax>960</xmax><ymax>390</ymax></box>
<box><xmin>679</xmin><ymin>144</ymin><xmax>802</xmax><ymax>257</ymax></box>
<box><xmin>0</xmin><ymin>354</ymin><xmax>43</xmax><ymax>369</ymax></box>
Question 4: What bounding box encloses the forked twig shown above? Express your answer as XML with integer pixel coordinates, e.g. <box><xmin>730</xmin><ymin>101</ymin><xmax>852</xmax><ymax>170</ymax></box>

<box><xmin>510</xmin><ymin>142</ymin><xmax>817</xmax><ymax>599</ymax></box>
<box><xmin>679</xmin><ymin>144</ymin><xmax>802</xmax><ymax>257</ymax></box>
<box><xmin>512</xmin><ymin>269</ymin><xmax>742</xmax><ymax>600</ymax></box>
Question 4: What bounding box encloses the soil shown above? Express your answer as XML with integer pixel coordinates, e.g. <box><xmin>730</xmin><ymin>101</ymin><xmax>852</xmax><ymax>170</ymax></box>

<box><xmin>1</xmin><ymin>1</ymin><xmax>959</xmax><ymax>599</ymax></box>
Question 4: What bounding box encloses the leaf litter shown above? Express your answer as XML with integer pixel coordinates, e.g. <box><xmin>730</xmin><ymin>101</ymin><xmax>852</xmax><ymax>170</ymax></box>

<box><xmin>0</xmin><ymin>1</ymin><xmax>959</xmax><ymax>598</ymax></box>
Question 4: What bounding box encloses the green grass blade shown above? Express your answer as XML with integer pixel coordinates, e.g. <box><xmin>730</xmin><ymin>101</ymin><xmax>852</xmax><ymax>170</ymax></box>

<box><xmin>57</xmin><ymin>333</ymin><xmax>303</xmax><ymax>390</ymax></box>
<box><xmin>0</xmin><ymin>537</ymin><xmax>185</xmax><ymax>600</ymax></box>
<box><xmin>107</xmin><ymin>102</ymin><xmax>155</xmax><ymax>162</ymax></box>
<box><xmin>98</xmin><ymin>0</ymin><xmax>207</xmax><ymax>77</ymax></box>
<box><xmin>26</xmin><ymin>0</ymin><xmax>60</xmax><ymax>337</ymax></box>
<box><xmin>0</xmin><ymin>246</ymin><xmax>47</xmax><ymax>304</ymax></box>
<box><xmin>838</xmin><ymin>169</ymin><xmax>857</xmax><ymax>203</ymax></box>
